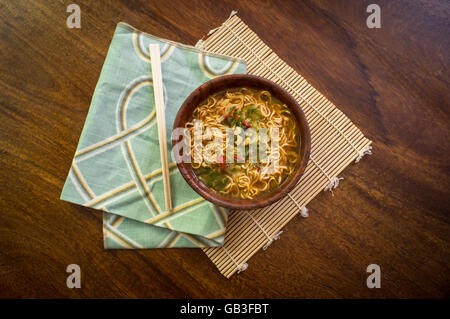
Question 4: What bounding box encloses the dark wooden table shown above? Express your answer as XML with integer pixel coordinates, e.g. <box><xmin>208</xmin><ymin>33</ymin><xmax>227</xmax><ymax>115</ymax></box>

<box><xmin>0</xmin><ymin>0</ymin><xmax>448</xmax><ymax>298</ymax></box>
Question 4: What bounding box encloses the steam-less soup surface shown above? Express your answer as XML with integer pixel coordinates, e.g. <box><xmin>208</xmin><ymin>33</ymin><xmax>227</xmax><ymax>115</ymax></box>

<box><xmin>185</xmin><ymin>88</ymin><xmax>300</xmax><ymax>199</ymax></box>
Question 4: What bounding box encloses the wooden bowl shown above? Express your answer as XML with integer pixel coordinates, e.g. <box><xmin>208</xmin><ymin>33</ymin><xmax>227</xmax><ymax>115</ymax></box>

<box><xmin>172</xmin><ymin>74</ymin><xmax>311</xmax><ymax>210</ymax></box>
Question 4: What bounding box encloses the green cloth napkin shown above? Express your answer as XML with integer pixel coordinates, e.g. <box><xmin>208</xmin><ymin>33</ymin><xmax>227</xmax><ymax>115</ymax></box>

<box><xmin>61</xmin><ymin>22</ymin><xmax>246</xmax><ymax>248</ymax></box>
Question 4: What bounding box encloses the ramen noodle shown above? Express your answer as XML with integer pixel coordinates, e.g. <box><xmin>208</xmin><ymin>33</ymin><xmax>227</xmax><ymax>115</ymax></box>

<box><xmin>185</xmin><ymin>88</ymin><xmax>299</xmax><ymax>199</ymax></box>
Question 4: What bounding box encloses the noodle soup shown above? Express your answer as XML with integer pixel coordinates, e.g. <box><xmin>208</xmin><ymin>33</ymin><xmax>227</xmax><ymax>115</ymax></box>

<box><xmin>185</xmin><ymin>88</ymin><xmax>300</xmax><ymax>199</ymax></box>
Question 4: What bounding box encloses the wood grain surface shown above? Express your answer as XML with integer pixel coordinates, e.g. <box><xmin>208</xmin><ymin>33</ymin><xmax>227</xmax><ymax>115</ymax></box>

<box><xmin>0</xmin><ymin>0</ymin><xmax>448</xmax><ymax>298</ymax></box>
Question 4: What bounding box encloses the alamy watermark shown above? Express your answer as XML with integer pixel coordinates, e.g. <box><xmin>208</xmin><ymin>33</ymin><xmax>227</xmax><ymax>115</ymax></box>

<box><xmin>66</xmin><ymin>264</ymin><xmax>81</xmax><ymax>288</ymax></box>
<box><xmin>172</xmin><ymin>120</ymin><xmax>283</xmax><ymax>174</ymax></box>
<box><xmin>366</xmin><ymin>4</ymin><xmax>381</xmax><ymax>28</ymax></box>
<box><xmin>66</xmin><ymin>4</ymin><xmax>81</xmax><ymax>29</ymax></box>
<box><xmin>366</xmin><ymin>264</ymin><xmax>381</xmax><ymax>288</ymax></box>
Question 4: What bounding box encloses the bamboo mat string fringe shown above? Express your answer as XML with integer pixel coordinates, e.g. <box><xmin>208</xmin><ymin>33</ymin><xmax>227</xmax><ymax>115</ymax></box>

<box><xmin>196</xmin><ymin>10</ymin><xmax>238</xmax><ymax>51</ymax></box>
<box><xmin>222</xmin><ymin>246</ymin><xmax>248</xmax><ymax>274</ymax></box>
<box><xmin>199</xmin><ymin>15</ymin><xmax>373</xmax><ymax>278</ymax></box>
<box><xmin>287</xmin><ymin>194</ymin><xmax>309</xmax><ymax>218</ymax></box>
<box><xmin>356</xmin><ymin>145</ymin><xmax>373</xmax><ymax>163</ymax></box>
<box><xmin>308</xmin><ymin>157</ymin><xmax>343</xmax><ymax>194</ymax></box>
<box><xmin>324</xmin><ymin>177</ymin><xmax>344</xmax><ymax>194</ymax></box>
<box><xmin>245</xmin><ymin>211</ymin><xmax>283</xmax><ymax>250</ymax></box>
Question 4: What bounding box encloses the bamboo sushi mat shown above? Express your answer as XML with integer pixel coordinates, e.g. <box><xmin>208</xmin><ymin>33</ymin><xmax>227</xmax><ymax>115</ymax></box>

<box><xmin>197</xmin><ymin>14</ymin><xmax>373</xmax><ymax>278</ymax></box>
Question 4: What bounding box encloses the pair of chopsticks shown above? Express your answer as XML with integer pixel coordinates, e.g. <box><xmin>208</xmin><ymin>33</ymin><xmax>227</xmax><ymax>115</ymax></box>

<box><xmin>149</xmin><ymin>44</ymin><xmax>172</xmax><ymax>212</ymax></box>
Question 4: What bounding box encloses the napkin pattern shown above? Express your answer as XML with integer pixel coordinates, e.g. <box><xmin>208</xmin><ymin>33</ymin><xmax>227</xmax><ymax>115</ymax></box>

<box><xmin>61</xmin><ymin>23</ymin><xmax>246</xmax><ymax>248</ymax></box>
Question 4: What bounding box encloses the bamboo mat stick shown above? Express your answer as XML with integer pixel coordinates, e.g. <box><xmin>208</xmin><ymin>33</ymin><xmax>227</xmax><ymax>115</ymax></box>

<box><xmin>149</xmin><ymin>44</ymin><xmax>172</xmax><ymax>212</ymax></box>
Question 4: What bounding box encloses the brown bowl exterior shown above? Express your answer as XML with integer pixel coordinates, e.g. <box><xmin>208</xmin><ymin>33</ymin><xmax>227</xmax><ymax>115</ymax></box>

<box><xmin>172</xmin><ymin>74</ymin><xmax>311</xmax><ymax>210</ymax></box>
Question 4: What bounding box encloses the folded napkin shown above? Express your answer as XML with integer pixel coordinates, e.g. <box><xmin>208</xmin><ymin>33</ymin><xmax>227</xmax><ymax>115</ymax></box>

<box><xmin>61</xmin><ymin>22</ymin><xmax>246</xmax><ymax>248</ymax></box>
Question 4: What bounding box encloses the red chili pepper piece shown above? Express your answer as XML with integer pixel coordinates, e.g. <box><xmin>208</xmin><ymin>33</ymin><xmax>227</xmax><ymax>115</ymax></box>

<box><xmin>224</xmin><ymin>115</ymin><xmax>232</xmax><ymax>126</ymax></box>
<box><xmin>216</xmin><ymin>155</ymin><xmax>227</xmax><ymax>172</ymax></box>
<box><xmin>217</xmin><ymin>155</ymin><xmax>226</xmax><ymax>163</ymax></box>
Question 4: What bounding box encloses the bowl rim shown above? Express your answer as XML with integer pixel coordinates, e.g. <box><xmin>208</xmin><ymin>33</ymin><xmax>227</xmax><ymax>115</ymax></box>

<box><xmin>172</xmin><ymin>74</ymin><xmax>311</xmax><ymax>210</ymax></box>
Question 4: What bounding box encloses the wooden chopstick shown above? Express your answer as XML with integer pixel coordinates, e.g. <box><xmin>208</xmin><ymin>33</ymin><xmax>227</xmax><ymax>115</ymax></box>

<box><xmin>149</xmin><ymin>44</ymin><xmax>172</xmax><ymax>211</ymax></box>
